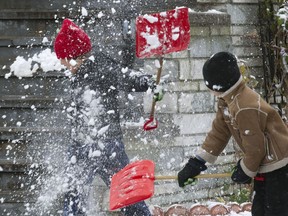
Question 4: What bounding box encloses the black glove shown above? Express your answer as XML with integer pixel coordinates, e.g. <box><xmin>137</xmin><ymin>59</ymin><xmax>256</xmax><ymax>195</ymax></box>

<box><xmin>231</xmin><ymin>160</ymin><xmax>252</xmax><ymax>184</ymax></box>
<box><xmin>177</xmin><ymin>157</ymin><xmax>207</xmax><ymax>187</ymax></box>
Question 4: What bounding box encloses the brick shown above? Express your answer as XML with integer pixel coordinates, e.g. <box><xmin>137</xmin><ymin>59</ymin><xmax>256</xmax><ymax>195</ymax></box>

<box><xmin>189</xmin><ymin>37</ymin><xmax>212</xmax><ymax>58</ymax></box>
<box><xmin>210</xmin><ymin>26</ymin><xmax>231</xmax><ymax>35</ymax></box>
<box><xmin>123</xmin><ymin>135</ymin><xmax>159</xmax><ymax>151</ymax></box>
<box><xmin>174</xmin><ymin>113</ymin><xmax>215</xmax><ymax>134</ymax></box>
<box><xmin>157</xmin><ymin>147</ymin><xmax>185</xmax><ymax>171</ymax></box>
<box><xmin>232</xmin><ymin>0</ymin><xmax>259</xmax><ymax>3</ymax></box>
<box><xmin>127</xmin><ymin>149</ymin><xmax>162</xmax><ymax>163</ymax></box>
<box><xmin>189</xmin><ymin>12</ymin><xmax>231</xmax><ymax>26</ymax></box>
<box><xmin>190</xmin><ymin>27</ymin><xmax>210</xmax><ymax>36</ymax></box>
<box><xmin>164</xmin><ymin>60</ymin><xmax>180</xmax><ymax>81</ymax></box>
<box><xmin>166</xmin><ymin>81</ymin><xmax>199</xmax><ymax>92</ymax></box>
<box><xmin>191</xmin><ymin>58</ymin><xmax>207</xmax><ymax>80</ymax></box>
<box><xmin>197</xmin><ymin>0</ymin><xmax>228</xmax><ymax>2</ymax></box>
<box><xmin>232</xmin><ymin>34</ymin><xmax>260</xmax><ymax>46</ymax></box>
<box><xmin>210</xmin><ymin>36</ymin><xmax>232</xmax><ymax>54</ymax></box>
<box><xmin>181</xmin><ymin>142</ymin><xmax>236</xmax><ymax>161</ymax></box>
<box><xmin>143</xmin><ymin>59</ymin><xmax>179</xmax><ymax>81</ymax></box>
<box><xmin>179</xmin><ymin>59</ymin><xmax>191</xmax><ymax>80</ymax></box>
<box><xmin>232</xmin><ymin>36</ymin><xmax>244</xmax><ymax>46</ymax></box>
<box><xmin>184</xmin><ymin>145</ymin><xmax>201</xmax><ymax>157</ymax></box>
<box><xmin>171</xmin><ymin>49</ymin><xmax>189</xmax><ymax>58</ymax></box>
<box><xmin>174</xmin><ymin>135</ymin><xmax>206</xmax><ymax>146</ymax></box>
<box><xmin>231</xmin><ymin>25</ymin><xmax>260</xmax><ymax>35</ymax></box>
<box><xmin>189</xmin><ymin>36</ymin><xmax>232</xmax><ymax>58</ymax></box>
<box><xmin>227</xmin><ymin>4</ymin><xmax>259</xmax><ymax>25</ymax></box>
<box><xmin>179</xmin><ymin>92</ymin><xmax>215</xmax><ymax>113</ymax></box>
<box><xmin>138</xmin><ymin>0</ymin><xmax>198</xmax><ymax>13</ymax></box>
<box><xmin>199</xmin><ymin>82</ymin><xmax>209</xmax><ymax>91</ymax></box>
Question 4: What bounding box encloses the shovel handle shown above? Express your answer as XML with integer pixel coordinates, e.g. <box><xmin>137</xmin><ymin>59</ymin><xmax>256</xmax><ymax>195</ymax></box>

<box><xmin>143</xmin><ymin>57</ymin><xmax>163</xmax><ymax>131</ymax></box>
<box><xmin>154</xmin><ymin>173</ymin><xmax>231</xmax><ymax>180</ymax></box>
<box><xmin>155</xmin><ymin>57</ymin><xmax>163</xmax><ymax>85</ymax></box>
<box><xmin>149</xmin><ymin>57</ymin><xmax>163</xmax><ymax>119</ymax></box>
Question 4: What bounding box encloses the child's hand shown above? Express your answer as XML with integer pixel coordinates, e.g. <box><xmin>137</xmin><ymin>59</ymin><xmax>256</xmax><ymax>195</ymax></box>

<box><xmin>177</xmin><ymin>157</ymin><xmax>207</xmax><ymax>187</ymax></box>
<box><xmin>231</xmin><ymin>160</ymin><xmax>252</xmax><ymax>184</ymax></box>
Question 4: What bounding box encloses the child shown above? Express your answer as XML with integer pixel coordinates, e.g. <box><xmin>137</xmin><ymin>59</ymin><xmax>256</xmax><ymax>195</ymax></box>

<box><xmin>54</xmin><ymin>18</ymin><xmax>160</xmax><ymax>216</ymax></box>
<box><xmin>177</xmin><ymin>51</ymin><xmax>288</xmax><ymax>216</ymax></box>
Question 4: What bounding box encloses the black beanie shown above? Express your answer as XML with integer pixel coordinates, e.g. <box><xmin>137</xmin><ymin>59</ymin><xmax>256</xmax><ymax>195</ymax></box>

<box><xmin>202</xmin><ymin>52</ymin><xmax>241</xmax><ymax>92</ymax></box>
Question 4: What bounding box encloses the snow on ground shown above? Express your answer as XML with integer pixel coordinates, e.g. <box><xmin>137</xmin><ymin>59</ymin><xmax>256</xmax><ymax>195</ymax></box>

<box><xmin>231</xmin><ymin>213</ymin><xmax>251</xmax><ymax>216</ymax></box>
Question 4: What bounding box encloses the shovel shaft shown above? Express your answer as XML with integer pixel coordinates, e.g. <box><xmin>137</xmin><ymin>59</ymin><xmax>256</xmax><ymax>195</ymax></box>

<box><xmin>154</xmin><ymin>173</ymin><xmax>231</xmax><ymax>180</ymax></box>
<box><xmin>149</xmin><ymin>57</ymin><xmax>164</xmax><ymax>118</ymax></box>
<box><xmin>149</xmin><ymin>100</ymin><xmax>157</xmax><ymax>119</ymax></box>
<box><xmin>155</xmin><ymin>58</ymin><xmax>163</xmax><ymax>85</ymax></box>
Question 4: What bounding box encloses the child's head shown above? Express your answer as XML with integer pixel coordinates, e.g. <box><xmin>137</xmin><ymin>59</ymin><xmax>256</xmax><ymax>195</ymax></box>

<box><xmin>202</xmin><ymin>52</ymin><xmax>240</xmax><ymax>93</ymax></box>
<box><xmin>54</xmin><ymin>19</ymin><xmax>92</xmax><ymax>60</ymax></box>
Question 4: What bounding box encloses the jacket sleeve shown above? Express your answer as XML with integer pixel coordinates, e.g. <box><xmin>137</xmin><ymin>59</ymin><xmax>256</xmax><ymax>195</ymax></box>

<box><xmin>196</xmin><ymin>100</ymin><xmax>232</xmax><ymax>164</ymax></box>
<box><xmin>117</xmin><ymin>67</ymin><xmax>154</xmax><ymax>92</ymax></box>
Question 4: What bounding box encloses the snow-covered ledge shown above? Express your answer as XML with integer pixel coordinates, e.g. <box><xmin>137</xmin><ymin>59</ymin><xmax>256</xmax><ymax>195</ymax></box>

<box><xmin>189</xmin><ymin>10</ymin><xmax>230</xmax><ymax>26</ymax></box>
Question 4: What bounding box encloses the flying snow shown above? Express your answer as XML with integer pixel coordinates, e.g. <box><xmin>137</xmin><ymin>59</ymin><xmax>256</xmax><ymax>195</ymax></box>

<box><xmin>8</xmin><ymin>48</ymin><xmax>65</xmax><ymax>78</ymax></box>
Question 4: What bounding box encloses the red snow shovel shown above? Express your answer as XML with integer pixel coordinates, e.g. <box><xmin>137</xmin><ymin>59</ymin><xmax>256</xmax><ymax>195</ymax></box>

<box><xmin>135</xmin><ymin>7</ymin><xmax>190</xmax><ymax>130</ymax></box>
<box><xmin>136</xmin><ymin>7</ymin><xmax>190</xmax><ymax>58</ymax></box>
<box><xmin>109</xmin><ymin>160</ymin><xmax>231</xmax><ymax>211</ymax></box>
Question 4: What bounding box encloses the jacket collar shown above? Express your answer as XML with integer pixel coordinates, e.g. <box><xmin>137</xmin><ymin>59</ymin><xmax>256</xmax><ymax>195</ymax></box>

<box><xmin>218</xmin><ymin>76</ymin><xmax>245</xmax><ymax>103</ymax></box>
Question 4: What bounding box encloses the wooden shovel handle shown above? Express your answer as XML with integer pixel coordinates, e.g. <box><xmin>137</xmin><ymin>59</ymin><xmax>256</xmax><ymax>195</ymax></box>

<box><xmin>143</xmin><ymin>58</ymin><xmax>164</xmax><ymax>131</ymax></box>
<box><xmin>155</xmin><ymin>57</ymin><xmax>163</xmax><ymax>85</ymax></box>
<box><xmin>149</xmin><ymin>57</ymin><xmax>163</xmax><ymax>119</ymax></box>
<box><xmin>154</xmin><ymin>173</ymin><xmax>231</xmax><ymax>180</ymax></box>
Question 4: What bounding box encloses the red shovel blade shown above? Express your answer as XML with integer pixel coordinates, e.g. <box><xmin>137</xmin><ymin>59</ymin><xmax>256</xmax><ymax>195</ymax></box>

<box><xmin>109</xmin><ymin>160</ymin><xmax>156</xmax><ymax>211</ymax></box>
<box><xmin>136</xmin><ymin>7</ymin><xmax>190</xmax><ymax>58</ymax></box>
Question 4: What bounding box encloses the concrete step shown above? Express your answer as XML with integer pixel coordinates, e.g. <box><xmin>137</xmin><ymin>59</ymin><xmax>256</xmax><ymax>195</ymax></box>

<box><xmin>0</xmin><ymin>46</ymin><xmax>53</xmax><ymax>69</ymax></box>
<box><xmin>0</xmin><ymin>76</ymin><xmax>70</xmax><ymax>95</ymax></box>
<box><xmin>0</xmin><ymin>140</ymin><xmax>27</xmax><ymax>161</ymax></box>
<box><xmin>0</xmin><ymin>107</ymin><xmax>70</xmax><ymax>128</ymax></box>
<box><xmin>0</xmin><ymin>0</ymin><xmax>80</xmax><ymax>10</ymax></box>
<box><xmin>0</xmin><ymin>202</ymin><xmax>28</xmax><ymax>216</ymax></box>
<box><xmin>0</xmin><ymin>95</ymin><xmax>69</xmax><ymax>108</ymax></box>
<box><xmin>0</xmin><ymin>159</ymin><xmax>28</xmax><ymax>172</ymax></box>
<box><xmin>0</xmin><ymin>190</ymin><xmax>35</xmax><ymax>203</ymax></box>
<box><xmin>0</xmin><ymin>10</ymin><xmax>68</xmax><ymax>20</ymax></box>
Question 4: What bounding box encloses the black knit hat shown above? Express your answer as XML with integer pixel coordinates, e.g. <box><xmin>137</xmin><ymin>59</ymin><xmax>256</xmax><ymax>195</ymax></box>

<box><xmin>202</xmin><ymin>52</ymin><xmax>241</xmax><ymax>92</ymax></box>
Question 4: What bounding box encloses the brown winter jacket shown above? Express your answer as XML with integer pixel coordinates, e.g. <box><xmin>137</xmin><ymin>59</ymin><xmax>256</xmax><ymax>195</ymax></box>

<box><xmin>196</xmin><ymin>77</ymin><xmax>288</xmax><ymax>177</ymax></box>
